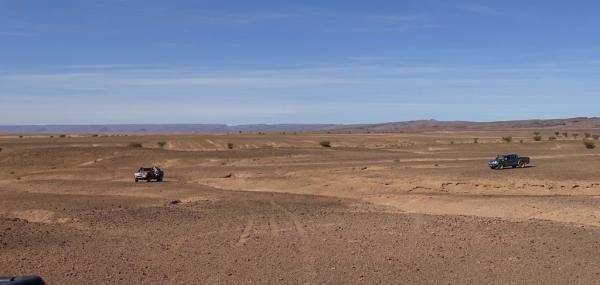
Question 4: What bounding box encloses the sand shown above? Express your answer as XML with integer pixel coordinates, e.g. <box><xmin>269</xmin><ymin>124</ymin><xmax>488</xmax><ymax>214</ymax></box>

<box><xmin>2</xmin><ymin>131</ymin><xmax>600</xmax><ymax>284</ymax></box>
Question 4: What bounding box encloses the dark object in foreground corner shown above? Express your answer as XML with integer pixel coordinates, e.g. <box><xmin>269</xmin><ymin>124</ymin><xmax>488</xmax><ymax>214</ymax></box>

<box><xmin>488</xmin><ymin>154</ymin><xmax>530</xmax><ymax>170</ymax></box>
<box><xmin>0</xmin><ymin>276</ymin><xmax>45</xmax><ymax>285</ymax></box>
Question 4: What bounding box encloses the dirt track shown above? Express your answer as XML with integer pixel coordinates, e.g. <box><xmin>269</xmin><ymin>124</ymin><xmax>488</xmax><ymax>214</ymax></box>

<box><xmin>2</xmin><ymin>132</ymin><xmax>600</xmax><ymax>284</ymax></box>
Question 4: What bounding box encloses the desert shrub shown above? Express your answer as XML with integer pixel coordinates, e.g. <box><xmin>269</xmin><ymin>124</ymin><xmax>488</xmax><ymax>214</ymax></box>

<box><xmin>91</xmin><ymin>134</ymin><xmax>99</xmax><ymax>137</ymax></box>
<box><xmin>584</xmin><ymin>140</ymin><xmax>596</xmax><ymax>149</ymax></box>
<box><xmin>18</xmin><ymin>135</ymin><xmax>23</xmax><ymax>138</ymax></box>
<box><xmin>473</xmin><ymin>138</ymin><xmax>478</xmax><ymax>144</ymax></box>
<box><xmin>533</xmin><ymin>135</ymin><xmax>542</xmax><ymax>141</ymax></box>
<box><xmin>157</xmin><ymin>141</ymin><xmax>167</xmax><ymax>148</ymax></box>
<box><xmin>128</xmin><ymin>142</ymin><xmax>143</xmax><ymax>148</ymax></box>
<box><xmin>554</xmin><ymin>131</ymin><xmax>560</xmax><ymax>137</ymax></box>
<box><xmin>548</xmin><ymin>136</ymin><xmax>557</xmax><ymax>141</ymax></box>
<box><xmin>593</xmin><ymin>135</ymin><xmax>600</xmax><ymax>140</ymax></box>
<box><xmin>572</xmin><ymin>133</ymin><xmax>579</xmax><ymax>139</ymax></box>
<box><xmin>520</xmin><ymin>139</ymin><xmax>524</xmax><ymax>143</ymax></box>
<box><xmin>450</xmin><ymin>140</ymin><xmax>454</xmax><ymax>145</ymax></box>
<box><xmin>584</xmin><ymin>133</ymin><xmax>592</xmax><ymax>138</ymax></box>
<box><xmin>502</xmin><ymin>136</ymin><xmax>513</xmax><ymax>143</ymax></box>
<box><xmin>0</xmin><ymin>147</ymin><xmax>2</xmax><ymax>152</ymax></box>
<box><xmin>59</xmin><ymin>134</ymin><xmax>67</xmax><ymax>138</ymax></box>
<box><xmin>319</xmin><ymin>141</ymin><xmax>331</xmax><ymax>148</ymax></box>
<box><xmin>49</xmin><ymin>135</ymin><xmax>54</xmax><ymax>138</ymax></box>
<box><xmin>227</xmin><ymin>142</ymin><xmax>234</xmax><ymax>149</ymax></box>
<box><xmin>562</xmin><ymin>132</ymin><xmax>568</xmax><ymax>138</ymax></box>
<box><xmin>533</xmin><ymin>132</ymin><xmax>540</xmax><ymax>136</ymax></box>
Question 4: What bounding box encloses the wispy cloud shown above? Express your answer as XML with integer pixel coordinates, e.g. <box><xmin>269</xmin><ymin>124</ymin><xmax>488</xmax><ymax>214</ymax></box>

<box><xmin>3</xmin><ymin>59</ymin><xmax>598</xmax><ymax>94</ymax></box>
<box><xmin>438</xmin><ymin>2</ymin><xmax>524</xmax><ymax>17</ymax></box>
<box><xmin>0</xmin><ymin>31</ymin><xmax>37</xmax><ymax>37</ymax></box>
<box><xmin>58</xmin><ymin>64</ymin><xmax>172</xmax><ymax>70</ymax></box>
<box><xmin>2</xmin><ymin>54</ymin><xmax>600</xmax><ymax>124</ymax></box>
<box><xmin>452</xmin><ymin>4</ymin><xmax>499</xmax><ymax>15</ymax></box>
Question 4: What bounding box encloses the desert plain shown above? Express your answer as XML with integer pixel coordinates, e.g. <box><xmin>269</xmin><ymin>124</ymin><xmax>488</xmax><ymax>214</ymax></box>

<box><xmin>2</xmin><ymin>130</ymin><xmax>600</xmax><ymax>284</ymax></box>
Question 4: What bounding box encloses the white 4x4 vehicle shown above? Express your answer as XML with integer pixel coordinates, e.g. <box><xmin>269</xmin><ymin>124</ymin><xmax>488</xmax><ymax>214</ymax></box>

<box><xmin>134</xmin><ymin>167</ymin><xmax>164</xmax><ymax>182</ymax></box>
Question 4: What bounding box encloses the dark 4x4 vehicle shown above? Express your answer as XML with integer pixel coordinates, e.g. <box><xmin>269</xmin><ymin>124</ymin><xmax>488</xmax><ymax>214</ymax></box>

<box><xmin>0</xmin><ymin>276</ymin><xmax>45</xmax><ymax>285</ymax></box>
<box><xmin>489</xmin><ymin>154</ymin><xmax>530</xmax><ymax>170</ymax></box>
<box><xmin>134</xmin><ymin>167</ymin><xmax>164</xmax><ymax>182</ymax></box>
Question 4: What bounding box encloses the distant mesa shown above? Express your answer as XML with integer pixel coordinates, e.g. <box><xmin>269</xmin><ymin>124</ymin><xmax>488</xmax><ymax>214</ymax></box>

<box><xmin>0</xmin><ymin>117</ymin><xmax>599</xmax><ymax>133</ymax></box>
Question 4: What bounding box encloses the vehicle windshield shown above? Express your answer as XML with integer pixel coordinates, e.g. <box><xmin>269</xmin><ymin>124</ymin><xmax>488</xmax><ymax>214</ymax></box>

<box><xmin>496</xmin><ymin>155</ymin><xmax>505</xmax><ymax>160</ymax></box>
<box><xmin>140</xmin><ymin>168</ymin><xmax>153</xmax><ymax>172</ymax></box>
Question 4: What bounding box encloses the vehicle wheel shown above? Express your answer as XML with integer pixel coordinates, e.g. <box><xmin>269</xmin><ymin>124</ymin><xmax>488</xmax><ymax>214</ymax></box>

<box><xmin>498</xmin><ymin>164</ymin><xmax>504</xmax><ymax>170</ymax></box>
<box><xmin>135</xmin><ymin>179</ymin><xmax>138</xmax><ymax>182</ymax></box>
<box><xmin>157</xmin><ymin>178</ymin><xmax>163</xmax><ymax>182</ymax></box>
<box><xmin>519</xmin><ymin>162</ymin><xmax>525</xmax><ymax>168</ymax></box>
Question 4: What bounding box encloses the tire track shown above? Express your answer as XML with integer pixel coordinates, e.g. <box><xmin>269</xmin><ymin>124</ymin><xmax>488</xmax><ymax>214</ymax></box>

<box><xmin>270</xmin><ymin>199</ymin><xmax>317</xmax><ymax>284</ymax></box>
<box><xmin>236</xmin><ymin>215</ymin><xmax>255</xmax><ymax>246</ymax></box>
<box><xmin>269</xmin><ymin>214</ymin><xmax>281</xmax><ymax>238</ymax></box>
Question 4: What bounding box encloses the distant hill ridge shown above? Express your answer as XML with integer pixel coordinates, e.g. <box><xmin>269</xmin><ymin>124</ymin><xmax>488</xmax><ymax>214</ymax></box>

<box><xmin>1</xmin><ymin>117</ymin><xmax>599</xmax><ymax>133</ymax></box>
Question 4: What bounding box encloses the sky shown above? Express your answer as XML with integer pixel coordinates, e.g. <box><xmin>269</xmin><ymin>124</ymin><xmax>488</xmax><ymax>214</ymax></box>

<box><xmin>1</xmin><ymin>0</ymin><xmax>600</xmax><ymax>125</ymax></box>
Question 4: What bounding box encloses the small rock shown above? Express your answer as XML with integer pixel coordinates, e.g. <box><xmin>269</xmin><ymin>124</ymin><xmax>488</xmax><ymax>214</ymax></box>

<box><xmin>169</xmin><ymin>200</ymin><xmax>181</xmax><ymax>205</ymax></box>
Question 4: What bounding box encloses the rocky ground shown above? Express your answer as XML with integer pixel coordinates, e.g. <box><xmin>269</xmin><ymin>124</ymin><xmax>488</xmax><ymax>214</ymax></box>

<box><xmin>2</xmin><ymin>132</ymin><xmax>600</xmax><ymax>284</ymax></box>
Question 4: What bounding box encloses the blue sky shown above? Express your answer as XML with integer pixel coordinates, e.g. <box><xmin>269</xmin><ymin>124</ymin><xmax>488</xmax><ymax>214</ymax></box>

<box><xmin>1</xmin><ymin>0</ymin><xmax>600</xmax><ymax>125</ymax></box>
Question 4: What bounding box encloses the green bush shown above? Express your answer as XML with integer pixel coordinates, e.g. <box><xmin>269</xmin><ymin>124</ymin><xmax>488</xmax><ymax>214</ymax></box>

<box><xmin>584</xmin><ymin>140</ymin><xmax>596</xmax><ymax>149</ymax></box>
<box><xmin>128</xmin><ymin>142</ymin><xmax>143</xmax><ymax>148</ymax></box>
<box><xmin>502</xmin><ymin>136</ymin><xmax>513</xmax><ymax>143</ymax></box>
<box><xmin>319</xmin><ymin>141</ymin><xmax>332</xmax><ymax>148</ymax></box>
<box><xmin>533</xmin><ymin>135</ymin><xmax>542</xmax><ymax>141</ymax></box>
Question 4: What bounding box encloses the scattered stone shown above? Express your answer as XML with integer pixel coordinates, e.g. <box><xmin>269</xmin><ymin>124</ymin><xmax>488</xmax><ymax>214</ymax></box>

<box><xmin>169</xmin><ymin>200</ymin><xmax>181</xmax><ymax>205</ymax></box>
<box><xmin>222</xmin><ymin>173</ymin><xmax>233</xmax><ymax>178</ymax></box>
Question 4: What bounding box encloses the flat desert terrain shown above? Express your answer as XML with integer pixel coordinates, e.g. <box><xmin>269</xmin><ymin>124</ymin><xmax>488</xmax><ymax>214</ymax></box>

<box><xmin>2</xmin><ymin>131</ymin><xmax>600</xmax><ymax>284</ymax></box>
